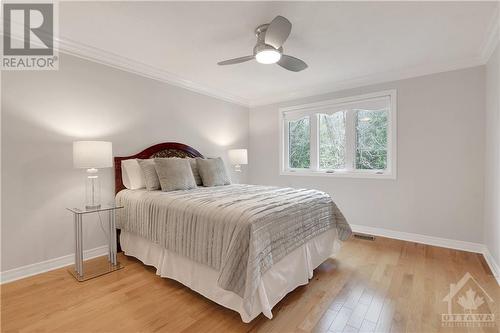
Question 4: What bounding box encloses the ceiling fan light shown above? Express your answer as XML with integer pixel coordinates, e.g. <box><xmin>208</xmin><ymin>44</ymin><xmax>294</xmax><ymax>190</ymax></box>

<box><xmin>255</xmin><ymin>50</ymin><xmax>281</xmax><ymax>64</ymax></box>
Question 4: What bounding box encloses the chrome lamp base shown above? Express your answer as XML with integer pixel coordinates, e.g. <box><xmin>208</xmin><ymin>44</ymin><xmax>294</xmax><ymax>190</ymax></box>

<box><xmin>85</xmin><ymin>203</ymin><xmax>101</xmax><ymax>210</ymax></box>
<box><xmin>85</xmin><ymin>168</ymin><xmax>101</xmax><ymax>210</ymax></box>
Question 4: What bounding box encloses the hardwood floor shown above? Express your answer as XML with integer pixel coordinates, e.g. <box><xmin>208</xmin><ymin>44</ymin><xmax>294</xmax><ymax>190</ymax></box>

<box><xmin>1</xmin><ymin>236</ymin><xmax>498</xmax><ymax>332</ymax></box>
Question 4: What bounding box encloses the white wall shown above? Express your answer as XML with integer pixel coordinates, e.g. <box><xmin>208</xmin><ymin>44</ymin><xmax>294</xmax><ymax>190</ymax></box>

<box><xmin>1</xmin><ymin>53</ymin><xmax>249</xmax><ymax>272</ymax></box>
<box><xmin>249</xmin><ymin>67</ymin><xmax>485</xmax><ymax>244</ymax></box>
<box><xmin>0</xmin><ymin>53</ymin><xmax>494</xmax><ymax>276</ymax></box>
<box><xmin>484</xmin><ymin>44</ymin><xmax>500</xmax><ymax>273</ymax></box>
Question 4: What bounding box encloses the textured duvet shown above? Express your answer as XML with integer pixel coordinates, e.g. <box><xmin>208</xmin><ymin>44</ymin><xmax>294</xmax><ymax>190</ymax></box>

<box><xmin>116</xmin><ymin>184</ymin><xmax>351</xmax><ymax>303</ymax></box>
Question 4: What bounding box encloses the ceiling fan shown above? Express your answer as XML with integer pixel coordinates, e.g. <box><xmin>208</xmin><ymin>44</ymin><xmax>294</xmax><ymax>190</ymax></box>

<box><xmin>217</xmin><ymin>16</ymin><xmax>308</xmax><ymax>72</ymax></box>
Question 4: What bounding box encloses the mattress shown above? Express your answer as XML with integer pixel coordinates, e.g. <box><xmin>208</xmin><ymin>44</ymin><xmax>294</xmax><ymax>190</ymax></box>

<box><xmin>120</xmin><ymin>229</ymin><xmax>341</xmax><ymax>322</ymax></box>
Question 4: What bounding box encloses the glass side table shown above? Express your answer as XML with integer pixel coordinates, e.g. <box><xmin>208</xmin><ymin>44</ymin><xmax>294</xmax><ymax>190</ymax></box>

<box><xmin>66</xmin><ymin>204</ymin><xmax>124</xmax><ymax>281</ymax></box>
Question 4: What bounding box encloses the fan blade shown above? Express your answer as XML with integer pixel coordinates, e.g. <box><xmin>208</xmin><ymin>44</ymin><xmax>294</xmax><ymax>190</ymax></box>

<box><xmin>265</xmin><ymin>16</ymin><xmax>292</xmax><ymax>49</ymax></box>
<box><xmin>278</xmin><ymin>55</ymin><xmax>308</xmax><ymax>72</ymax></box>
<box><xmin>217</xmin><ymin>55</ymin><xmax>254</xmax><ymax>65</ymax></box>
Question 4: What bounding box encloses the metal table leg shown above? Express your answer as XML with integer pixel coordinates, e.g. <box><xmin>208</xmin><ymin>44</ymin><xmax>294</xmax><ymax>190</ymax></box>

<box><xmin>108</xmin><ymin>211</ymin><xmax>112</xmax><ymax>262</ymax></box>
<box><xmin>110</xmin><ymin>210</ymin><xmax>117</xmax><ymax>265</ymax></box>
<box><xmin>107</xmin><ymin>210</ymin><xmax>117</xmax><ymax>265</ymax></box>
<box><xmin>77</xmin><ymin>214</ymin><xmax>83</xmax><ymax>277</ymax></box>
<box><xmin>74</xmin><ymin>214</ymin><xmax>79</xmax><ymax>276</ymax></box>
<box><xmin>68</xmin><ymin>207</ymin><xmax>122</xmax><ymax>281</ymax></box>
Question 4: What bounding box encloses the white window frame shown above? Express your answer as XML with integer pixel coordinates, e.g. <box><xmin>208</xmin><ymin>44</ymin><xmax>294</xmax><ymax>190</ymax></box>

<box><xmin>279</xmin><ymin>89</ymin><xmax>397</xmax><ymax>179</ymax></box>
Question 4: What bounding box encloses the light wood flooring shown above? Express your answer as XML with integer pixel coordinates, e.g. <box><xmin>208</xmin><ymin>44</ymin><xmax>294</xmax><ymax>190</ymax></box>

<box><xmin>1</xmin><ymin>236</ymin><xmax>499</xmax><ymax>332</ymax></box>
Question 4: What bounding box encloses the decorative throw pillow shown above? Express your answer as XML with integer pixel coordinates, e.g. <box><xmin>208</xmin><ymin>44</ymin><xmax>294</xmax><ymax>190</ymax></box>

<box><xmin>188</xmin><ymin>157</ymin><xmax>203</xmax><ymax>186</ymax></box>
<box><xmin>137</xmin><ymin>159</ymin><xmax>160</xmax><ymax>191</ymax></box>
<box><xmin>121</xmin><ymin>159</ymin><xmax>146</xmax><ymax>190</ymax></box>
<box><xmin>197</xmin><ymin>157</ymin><xmax>231</xmax><ymax>187</ymax></box>
<box><xmin>154</xmin><ymin>158</ymin><xmax>197</xmax><ymax>191</ymax></box>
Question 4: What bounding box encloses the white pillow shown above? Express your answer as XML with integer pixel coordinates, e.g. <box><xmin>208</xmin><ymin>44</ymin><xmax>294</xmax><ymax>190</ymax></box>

<box><xmin>121</xmin><ymin>159</ymin><xmax>146</xmax><ymax>190</ymax></box>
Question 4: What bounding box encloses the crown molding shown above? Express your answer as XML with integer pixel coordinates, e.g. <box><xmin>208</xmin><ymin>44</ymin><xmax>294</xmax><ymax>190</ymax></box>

<box><xmin>480</xmin><ymin>4</ymin><xmax>500</xmax><ymax>64</ymax></box>
<box><xmin>249</xmin><ymin>56</ymin><xmax>483</xmax><ymax>107</ymax></box>
<box><xmin>55</xmin><ymin>36</ymin><xmax>483</xmax><ymax>110</ymax></box>
<box><xmin>55</xmin><ymin>37</ymin><xmax>250</xmax><ymax>107</ymax></box>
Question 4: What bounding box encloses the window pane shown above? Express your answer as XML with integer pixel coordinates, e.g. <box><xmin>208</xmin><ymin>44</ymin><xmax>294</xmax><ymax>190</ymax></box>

<box><xmin>319</xmin><ymin>112</ymin><xmax>346</xmax><ymax>169</ymax></box>
<box><xmin>355</xmin><ymin>110</ymin><xmax>388</xmax><ymax>170</ymax></box>
<box><xmin>288</xmin><ymin>117</ymin><xmax>310</xmax><ymax>168</ymax></box>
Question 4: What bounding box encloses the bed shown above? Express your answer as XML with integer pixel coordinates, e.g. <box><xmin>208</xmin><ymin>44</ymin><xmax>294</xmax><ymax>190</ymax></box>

<box><xmin>114</xmin><ymin>142</ymin><xmax>352</xmax><ymax>323</ymax></box>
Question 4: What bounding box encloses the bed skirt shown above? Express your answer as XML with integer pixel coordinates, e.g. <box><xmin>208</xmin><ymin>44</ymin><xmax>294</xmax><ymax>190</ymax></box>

<box><xmin>120</xmin><ymin>229</ymin><xmax>341</xmax><ymax>323</ymax></box>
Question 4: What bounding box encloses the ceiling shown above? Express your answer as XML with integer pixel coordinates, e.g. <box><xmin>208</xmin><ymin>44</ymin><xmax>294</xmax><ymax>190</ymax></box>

<box><xmin>59</xmin><ymin>1</ymin><xmax>498</xmax><ymax>106</ymax></box>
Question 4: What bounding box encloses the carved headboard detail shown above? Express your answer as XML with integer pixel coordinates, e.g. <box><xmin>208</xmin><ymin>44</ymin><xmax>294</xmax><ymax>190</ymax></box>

<box><xmin>114</xmin><ymin>142</ymin><xmax>204</xmax><ymax>194</ymax></box>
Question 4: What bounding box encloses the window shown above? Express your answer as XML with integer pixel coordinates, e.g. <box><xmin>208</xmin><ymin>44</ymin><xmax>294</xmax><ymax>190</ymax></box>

<box><xmin>280</xmin><ymin>90</ymin><xmax>396</xmax><ymax>178</ymax></box>
<box><xmin>288</xmin><ymin>117</ymin><xmax>310</xmax><ymax>169</ymax></box>
<box><xmin>319</xmin><ymin>112</ymin><xmax>346</xmax><ymax>169</ymax></box>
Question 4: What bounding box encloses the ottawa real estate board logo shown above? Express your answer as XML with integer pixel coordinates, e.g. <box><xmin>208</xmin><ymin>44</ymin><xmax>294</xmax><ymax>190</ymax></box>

<box><xmin>441</xmin><ymin>272</ymin><xmax>496</xmax><ymax>328</ymax></box>
<box><xmin>2</xmin><ymin>2</ymin><xmax>58</xmax><ymax>70</ymax></box>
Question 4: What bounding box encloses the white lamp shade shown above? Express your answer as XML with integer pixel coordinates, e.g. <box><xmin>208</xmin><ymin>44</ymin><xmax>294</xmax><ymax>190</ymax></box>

<box><xmin>228</xmin><ymin>149</ymin><xmax>248</xmax><ymax>165</ymax></box>
<box><xmin>73</xmin><ymin>141</ymin><xmax>113</xmax><ymax>169</ymax></box>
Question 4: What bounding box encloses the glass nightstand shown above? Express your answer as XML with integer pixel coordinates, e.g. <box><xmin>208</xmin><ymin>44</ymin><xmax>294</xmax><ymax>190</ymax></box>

<box><xmin>66</xmin><ymin>204</ymin><xmax>124</xmax><ymax>281</ymax></box>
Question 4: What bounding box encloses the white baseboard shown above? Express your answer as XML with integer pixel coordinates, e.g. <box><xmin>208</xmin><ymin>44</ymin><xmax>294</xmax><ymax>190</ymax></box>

<box><xmin>2</xmin><ymin>227</ymin><xmax>499</xmax><ymax>286</ymax></box>
<box><xmin>351</xmin><ymin>224</ymin><xmax>500</xmax><ymax>286</ymax></box>
<box><xmin>351</xmin><ymin>224</ymin><xmax>484</xmax><ymax>253</ymax></box>
<box><xmin>482</xmin><ymin>246</ymin><xmax>500</xmax><ymax>285</ymax></box>
<box><xmin>0</xmin><ymin>245</ymin><xmax>109</xmax><ymax>284</ymax></box>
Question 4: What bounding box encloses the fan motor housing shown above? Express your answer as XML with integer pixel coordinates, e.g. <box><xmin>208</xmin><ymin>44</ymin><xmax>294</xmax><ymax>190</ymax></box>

<box><xmin>253</xmin><ymin>23</ymin><xmax>283</xmax><ymax>55</ymax></box>
<box><xmin>254</xmin><ymin>24</ymin><xmax>283</xmax><ymax>55</ymax></box>
<box><xmin>255</xmin><ymin>24</ymin><xmax>270</xmax><ymax>38</ymax></box>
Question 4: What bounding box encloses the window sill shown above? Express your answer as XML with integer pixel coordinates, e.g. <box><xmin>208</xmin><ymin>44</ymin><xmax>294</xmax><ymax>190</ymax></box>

<box><xmin>280</xmin><ymin>169</ymin><xmax>396</xmax><ymax>179</ymax></box>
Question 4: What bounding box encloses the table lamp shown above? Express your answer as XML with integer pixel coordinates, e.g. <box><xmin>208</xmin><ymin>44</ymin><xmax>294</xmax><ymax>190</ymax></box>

<box><xmin>228</xmin><ymin>149</ymin><xmax>248</xmax><ymax>172</ymax></box>
<box><xmin>73</xmin><ymin>141</ymin><xmax>112</xmax><ymax>209</ymax></box>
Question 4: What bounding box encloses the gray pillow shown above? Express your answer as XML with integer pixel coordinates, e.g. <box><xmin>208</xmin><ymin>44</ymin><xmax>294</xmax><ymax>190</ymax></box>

<box><xmin>188</xmin><ymin>158</ymin><xmax>203</xmax><ymax>186</ymax></box>
<box><xmin>163</xmin><ymin>157</ymin><xmax>202</xmax><ymax>186</ymax></box>
<box><xmin>137</xmin><ymin>159</ymin><xmax>160</xmax><ymax>190</ymax></box>
<box><xmin>197</xmin><ymin>157</ymin><xmax>231</xmax><ymax>187</ymax></box>
<box><xmin>154</xmin><ymin>158</ymin><xmax>197</xmax><ymax>191</ymax></box>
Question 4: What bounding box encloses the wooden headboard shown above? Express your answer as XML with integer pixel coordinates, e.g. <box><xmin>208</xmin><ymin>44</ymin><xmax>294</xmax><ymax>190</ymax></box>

<box><xmin>114</xmin><ymin>142</ymin><xmax>204</xmax><ymax>194</ymax></box>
